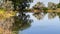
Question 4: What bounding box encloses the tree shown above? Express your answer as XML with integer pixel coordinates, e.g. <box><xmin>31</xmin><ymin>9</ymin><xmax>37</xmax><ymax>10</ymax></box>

<box><xmin>42</xmin><ymin>7</ymin><xmax>48</xmax><ymax>11</ymax></box>
<box><xmin>57</xmin><ymin>3</ymin><xmax>60</xmax><ymax>8</ymax></box>
<box><xmin>10</xmin><ymin>0</ymin><xmax>33</xmax><ymax>11</ymax></box>
<box><xmin>48</xmin><ymin>2</ymin><xmax>57</xmax><ymax>10</ymax></box>
<box><xmin>33</xmin><ymin>2</ymin><xmax>45</xmax><ymax>10</ymax></box>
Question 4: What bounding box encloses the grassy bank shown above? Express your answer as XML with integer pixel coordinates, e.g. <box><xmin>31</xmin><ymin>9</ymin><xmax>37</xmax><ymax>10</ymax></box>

<box><xmin>47</xmin><ymin>8</ymin><xmax>60</xmax><ymax>13</ymax></box>
<box><xmin>27</xmin><ymin>8</ymin><xmax>60</xmax><ymax>13</ymax></box>
<box><xmin>0</xmin><ymin>8</ymin><xmax>60</xmax><ymax>19</ymax></box>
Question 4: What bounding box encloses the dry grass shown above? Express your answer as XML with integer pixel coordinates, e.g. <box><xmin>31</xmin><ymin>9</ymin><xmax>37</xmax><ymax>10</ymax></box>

<box><xmin>56</xmin><ymin>8</ymin><xmax>60</xmax><ymax>12</ymax></box>
<box><xmin>0</xmin><ymin>9</ymin><xmax>16</xmax><ymax>19</ymax></box>
<box><xmin>47</xmin><ymin>8</ymin><xmax>60</xmax><ymax>13</ymax></box>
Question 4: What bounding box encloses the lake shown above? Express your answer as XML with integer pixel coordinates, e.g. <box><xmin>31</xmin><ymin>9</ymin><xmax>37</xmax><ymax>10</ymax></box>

<box><xmin>19</xmin><ymin>12</ymin><xmax>60</xmax><ymax>34</ymax></box>
<box><xmin>0</xmin><ymin>12</ymin><xmax>60</xmax><ymax>34</ymax></box>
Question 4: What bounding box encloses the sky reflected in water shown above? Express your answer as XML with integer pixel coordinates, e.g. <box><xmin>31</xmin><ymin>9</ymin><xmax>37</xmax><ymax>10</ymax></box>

<box><xmin>20</xmin><ymin>13</ymin><xmax>60</xmax><ymax>34</ymax></box>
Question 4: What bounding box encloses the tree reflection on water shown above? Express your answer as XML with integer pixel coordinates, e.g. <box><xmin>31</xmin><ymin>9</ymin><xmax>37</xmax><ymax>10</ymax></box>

<box><xmin>0</xmin><ymin>13</ymin><xmax>33</xmax><ymax>34</ymax></box>
<box><xmin>33</xmin><ymin>12</ymin><xmax>47</xmax><ymax>20</ymax></box>
<box><xmin>33</xmin><ymin>12</ymin><xmax>60</xmax><ymax>20</ymax></box>
<box><xmin>48</xmin><ymin>12</ymin><xmax>57</xmax><ymax>19</ymax></box>
<box><xmin>12</xmin><ymin>13</ymin><xmax>33</xmax><ymax>31</ymax></box>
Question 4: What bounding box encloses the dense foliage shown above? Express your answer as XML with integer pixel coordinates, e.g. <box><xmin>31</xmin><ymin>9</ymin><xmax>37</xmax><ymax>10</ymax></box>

<box><xmin>57</xmin><ymin>3</ymin><xmax>60</xmax><ymax>8</ymax></box>
<box><xmin>10</xmin><ymin>0</ymin><xmax>33</xmax><ymax>11</ymax></box>
<box><xmin>42</xmin><ymin>7</ymin><xmax>48</xmax><ymax>11</ymax></box>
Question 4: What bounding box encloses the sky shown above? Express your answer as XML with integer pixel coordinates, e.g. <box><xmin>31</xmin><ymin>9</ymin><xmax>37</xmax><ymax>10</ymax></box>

<box><xmin>30</xmin><ymin>0</ymin><xmax>59</xmax><ymax>8</ymax></box>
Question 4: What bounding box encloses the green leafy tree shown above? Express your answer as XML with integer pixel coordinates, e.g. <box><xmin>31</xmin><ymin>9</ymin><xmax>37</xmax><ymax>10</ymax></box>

<box><xmin>10</xmin><ymin>0</ymin><xmax>33</xmax><ymax>11</ymax></box>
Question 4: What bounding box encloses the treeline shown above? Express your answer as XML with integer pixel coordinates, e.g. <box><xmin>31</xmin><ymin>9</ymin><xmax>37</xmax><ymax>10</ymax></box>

<box><xmin>0</xmin><ymin>0</ymin><xmax>33</xmax><ymax>11</ymax></box>
<box><xmin>0</xmin><ymin>0</ymin><xmax>60</xmax><ymax>12</ymax></box>
<box><xmin>33</xmin><ymin>2</ymin><xmax>60</xmax><ymax>9</ymax></box>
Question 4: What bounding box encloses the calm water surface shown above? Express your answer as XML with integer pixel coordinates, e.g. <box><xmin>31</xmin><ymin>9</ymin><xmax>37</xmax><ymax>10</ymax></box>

<box><xmin>0</xmin><ymin>12</ymin><xmax>60</xmax><ymax>34</ymax></box>
<box><xmin>19</xmin><ymin>13</ymin><xmax>60</xmax><ymax>34</ymax></box>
